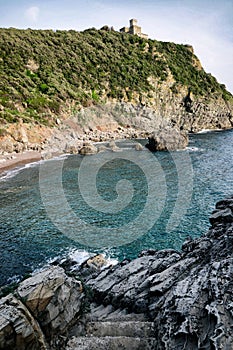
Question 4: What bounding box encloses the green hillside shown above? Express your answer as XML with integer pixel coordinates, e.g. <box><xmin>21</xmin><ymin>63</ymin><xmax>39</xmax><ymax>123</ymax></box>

<box><xmin>0</xmin><ymin>27</ymin><xmax>232</xmax><ymax>126</ymax></box>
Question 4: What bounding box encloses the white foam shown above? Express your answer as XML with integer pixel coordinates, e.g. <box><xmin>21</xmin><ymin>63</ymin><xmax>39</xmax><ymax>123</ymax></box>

<box><xmin>0</xmin><ymin>166</ymin><xmax>25</xmax><ymax>181</ymax></box>
<box><xmin>48</xmin><ymin>154</ymin><xmax>69</xmax><ymax>161</ymax></box>
<box><xmin>186</xmin><ymin>146</ymin><xmax>201</xmax><ymax>152</ymax></box>
<box><xmin>68</xmin><ymin>249</ymin><xmax>118</xmax><ymax>268</ymax></box>
<box><xmin>197</xmin><ymin>129</ymin><xmax>221</xmax><ymax>134</ymax></box>
<box><xmin>0</xmin><ymin>154</ymin><xmax>70</xmax><ymax>182</ymax></box>
<box><xmin>0</xmin><ymin>160</ymin><xmax>42</xmax><ymax>181</ymax></box>
<box><xmin>68</xmin><ymin>249</ymin><xmax>93</xmax><ymax>265</ymax></box>
<box><xmin>197</xmin><ymin>129</ymin><xmax>211</xmax><ymax>134</ymax></box>
<box><xmin>104</xmin><ymin>254</ymin><xmax>118</xmax><ymax>267</ymax></box>
<box><xmin>6</xmin><ymin>274</ymin><xmax>21</xmax><ymax>284</ymax></box>
<box><xmin>47</xmin><ymin>249</ymin><xmax>118</xmax><ymax>271</ymax></box>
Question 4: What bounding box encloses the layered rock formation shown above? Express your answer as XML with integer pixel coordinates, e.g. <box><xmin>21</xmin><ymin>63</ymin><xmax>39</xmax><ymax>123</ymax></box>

<box><xmin>1</xmin><ymin>97</ymin><xmax>233</xmax><ymax>157</ymax></box>
<box><xmin>0</xmin><ymin>267</ymin><xmax>83</xmax><ymax>350</ymax></box>
<box><xmin>0</xmin><ymin>195</ymin><xmax>233</xmax><ymax>349</ymax></box>
<box><xmin>0</xmin><ymin>294</ymin><xmax>47</xmax><ymax>350</ymax></box>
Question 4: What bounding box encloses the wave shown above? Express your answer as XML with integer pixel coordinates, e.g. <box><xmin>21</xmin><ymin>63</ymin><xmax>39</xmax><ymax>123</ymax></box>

<box><xmin>66</xmin><ymin>249</ymin><xmax>118</xmax><ymax>269</ymax></box>
<box><xmin>197</xmin><ymin>128</ymin><xmax>222</xmax><ymax>134</ymax></box>
<box><xmin>0</xmin><ymin>154</ymin><xmax>70</xmax><ymax>182</ymax></box>
<box><xmin>3</xmin><ymin>248</ymin><xmax>118</xmax><ymax>288</ymax></box>
<box><xmin>0</xmin><ymin>161</ymin><xmax>43</xmax><ymax>182</ymax></box>
<box><xmin>46</xmin><ymin>248</ymin><xmax>118</xmax><ymax>272</ymax></box>
<box><xmin>0</xmin><ymin>166</ymin><xmax>26</xmax><ymax>181</ymax></box>
<box><xmin>6</xmin><ymin>274</ymin><xmax>22</xmax><ymax>285</ymax></box>
<box><xmin>186</xmin><ymin>146</ymin><xmax>204</xmax><ymax>152</ymax></box>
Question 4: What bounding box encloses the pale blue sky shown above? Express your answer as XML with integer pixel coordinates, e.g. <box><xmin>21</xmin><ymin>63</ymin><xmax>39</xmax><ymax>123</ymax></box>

<box><xmin>0</xmin><ymin>0</ymin><xmax>233</xmax><ymax>93</ymax></box>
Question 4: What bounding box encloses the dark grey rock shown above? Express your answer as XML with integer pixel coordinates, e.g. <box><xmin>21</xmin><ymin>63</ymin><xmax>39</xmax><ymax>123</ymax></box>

<box><xmin>145</xmin><ymin>127</ymin><xmax>188</xmax><ymax>151</ymax></box>
<box><xmin>80</xmin><ymin>195</ymin><xmax>233</xmax><ymax>350</ymax></box>
<box><xmin>209</xmin><ymin>208</ymin><xmax>233</xmax><ymax>226</ymax></box>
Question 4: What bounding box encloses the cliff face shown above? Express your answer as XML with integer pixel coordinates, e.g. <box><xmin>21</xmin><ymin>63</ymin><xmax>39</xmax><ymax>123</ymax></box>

<box><xmin>0</xmin><ymin>196</ymin><xmax>233</xmax><ymax>349</ymax></box>
<box><xmin>0</xmin><ymin>97</ymin><xmax>232</xmax><ymax>156</ymax></box>
<box><xmin>0</xmin><ymin>27</ymin><xmax>232</xmax><ymax>153</ymax></box>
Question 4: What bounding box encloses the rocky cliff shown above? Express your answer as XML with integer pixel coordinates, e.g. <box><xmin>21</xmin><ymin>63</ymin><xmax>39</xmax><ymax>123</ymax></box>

<box><xmin>0</xmin><ymin>195</ymin><xmax>233</xmax><ymax>349</ymax></box>
<box><xmin>0</xmin><ymin>99</ymin><xmax>232</xmax><ymax>156</ymax></box>
<box><xmin>0</xmin><ymin>28</ymin><xmax>233</xmax><ymax>155</ymax></box>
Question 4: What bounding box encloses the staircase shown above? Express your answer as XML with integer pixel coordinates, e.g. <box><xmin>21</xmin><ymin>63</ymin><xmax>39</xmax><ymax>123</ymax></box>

<box><xmin>66</xmin><ymin>304</ymin><xmax>157</xmax><ymax>350</ymax></box>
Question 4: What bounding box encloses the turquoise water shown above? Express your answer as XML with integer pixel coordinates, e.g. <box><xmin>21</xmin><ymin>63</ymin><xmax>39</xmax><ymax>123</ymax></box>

<box><xmin>0</xmin><ymin>130</ymin><xmax>233</xmax><ymax>286</ymax></box>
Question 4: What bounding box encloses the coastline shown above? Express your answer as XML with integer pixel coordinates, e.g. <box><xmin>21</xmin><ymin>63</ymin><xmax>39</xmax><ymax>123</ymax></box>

<box><xmin>0</xmin><ymin>151</ymin><xmax>42</xmax><ymax>175</ymax></box>
<box><xmin>0</xmin><ymin>127</ymin><xmax>232</xmax><ymax>176</ymax></box>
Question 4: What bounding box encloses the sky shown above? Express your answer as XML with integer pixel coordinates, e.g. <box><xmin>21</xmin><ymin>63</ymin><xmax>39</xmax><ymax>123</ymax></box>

<box><xmin>0</xmin><ymin>0</ymin><xmax>233</xmax><ymax>93</ymax></box>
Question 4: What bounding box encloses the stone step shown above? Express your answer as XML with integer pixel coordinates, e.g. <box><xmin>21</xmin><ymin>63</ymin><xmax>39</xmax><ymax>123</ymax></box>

<box><xmin>86</xmin><ymin>321</ymin><xmax>155</xmax><ymax>338</ymax></box>
<box><xmin>66</xmin><ymin>336</ymin><xmax>157</xmax><ymax>350</ymax></box>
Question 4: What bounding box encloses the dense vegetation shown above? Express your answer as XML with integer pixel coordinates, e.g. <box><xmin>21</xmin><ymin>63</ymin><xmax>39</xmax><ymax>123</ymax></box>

<box><xmin>0</xmin><ymin>27</ymin><xmax>232</xmax><ymax>125</ymax></box>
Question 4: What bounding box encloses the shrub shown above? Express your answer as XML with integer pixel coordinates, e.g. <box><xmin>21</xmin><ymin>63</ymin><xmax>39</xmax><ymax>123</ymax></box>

<box><xmin>39</xmin><ymin>83</ymin><xmax>49</xmax><ymax>93</ymax></box>
<box><xmin>0</xmin><ymin>27</ymin><xmax>231</xmax><ymax>125</ymax></box>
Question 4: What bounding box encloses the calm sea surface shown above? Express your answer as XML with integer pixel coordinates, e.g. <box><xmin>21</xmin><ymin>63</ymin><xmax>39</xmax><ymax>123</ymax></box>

<box><xmin>0</xmin><ymin>130</ymin><xmax>232</xmax><ymax>286</ymax></box>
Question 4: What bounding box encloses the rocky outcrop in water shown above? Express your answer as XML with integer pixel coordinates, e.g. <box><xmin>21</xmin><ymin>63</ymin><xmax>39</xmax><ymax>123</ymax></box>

<box><xmin>145</xmin><ymin>127</ymin><xmax>188</xmax><ymax>151</ymax></box>
<box><xmin>79</xmin><ymin>142</ymin><xmax>98</xmax><ymax>155</ymax></box>
<box><xmin>0</xmin><ymin>195</ymin><xmax>233</xmax><ymax>349</ymax></box>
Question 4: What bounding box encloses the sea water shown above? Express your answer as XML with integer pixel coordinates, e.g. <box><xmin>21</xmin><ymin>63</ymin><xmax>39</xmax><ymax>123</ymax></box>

<box><xmin>0</xmin><ymin>130</ymin><xmax>232</xmax><ymax>286</ymax></box>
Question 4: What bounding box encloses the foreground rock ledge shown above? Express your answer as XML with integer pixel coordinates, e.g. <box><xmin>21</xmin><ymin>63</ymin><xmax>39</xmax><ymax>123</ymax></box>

<box><xmin>0</xmin><ymin>195</ymin><xmax>233</xmax><ymax>349</ymax></box>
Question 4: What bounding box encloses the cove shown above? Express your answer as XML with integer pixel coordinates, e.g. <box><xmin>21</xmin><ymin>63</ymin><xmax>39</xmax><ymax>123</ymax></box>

<box><xmin>0</xmin><ymin>130</ymin><xmax>232</xmax><ymax>287</ymax></box>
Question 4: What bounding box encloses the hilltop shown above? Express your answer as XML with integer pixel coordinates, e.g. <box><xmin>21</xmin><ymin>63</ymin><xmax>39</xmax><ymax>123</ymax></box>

<box><xmin>0</xmin><ymin>27</ymin><xmax>232</xmax><ymax>153</ymax></box>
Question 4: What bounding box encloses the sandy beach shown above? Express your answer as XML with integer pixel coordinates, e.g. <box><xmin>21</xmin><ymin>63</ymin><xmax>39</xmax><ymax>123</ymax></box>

<box><xmin>0</xmin><ymin>151</ymin><xmax>42</xmax><ymax>174</ymax></box>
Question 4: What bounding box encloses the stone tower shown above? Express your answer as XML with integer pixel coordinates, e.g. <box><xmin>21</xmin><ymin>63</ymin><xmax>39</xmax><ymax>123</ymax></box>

<box><xmin>120</xmin><ymin>19</ymin><xmax>148</xmax><ymax>39</ymax></box>
<box><xmin>130</xmin><ymin>19</ymin><xmax>138</xmax><ymax>26</ymax></box>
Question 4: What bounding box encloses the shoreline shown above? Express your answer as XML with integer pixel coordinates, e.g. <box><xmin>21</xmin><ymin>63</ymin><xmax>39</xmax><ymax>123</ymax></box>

<box><xmin>0</xmin><ymin>151</ymin><xmax>42</xmax><ymax>175</ymax></box>
<box><xmin>0</xmin><ymin>127</ymin><xmax>232</xmax><ymax>176</ymax></box>
<box><xmin>0</xmin><ymin>133</ymin><xmax>142</xmax><ymax>176</ymax></box>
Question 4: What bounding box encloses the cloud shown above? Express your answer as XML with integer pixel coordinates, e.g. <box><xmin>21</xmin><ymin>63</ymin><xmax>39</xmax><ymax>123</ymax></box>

<box><xmin>25</xmin><ymin>6</ymin><xmax>40</xmax><ymax>23</ymax></box>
